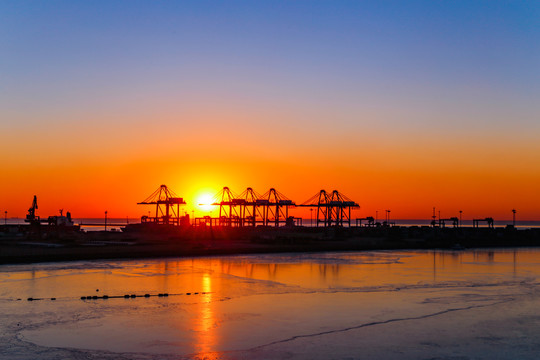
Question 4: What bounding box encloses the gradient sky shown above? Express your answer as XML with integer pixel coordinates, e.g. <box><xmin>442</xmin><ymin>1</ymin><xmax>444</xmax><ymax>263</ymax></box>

<box><xmin>1</xmin><ymin>0</ymin><xmax>539</xmax><ymax>220</ymax></box>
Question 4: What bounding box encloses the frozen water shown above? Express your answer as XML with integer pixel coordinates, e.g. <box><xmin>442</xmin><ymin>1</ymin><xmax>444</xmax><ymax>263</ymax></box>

<box><xmin>1</xmin><ymin>249</ymin><xmax>540</xmax><ymax>359</ymax></box>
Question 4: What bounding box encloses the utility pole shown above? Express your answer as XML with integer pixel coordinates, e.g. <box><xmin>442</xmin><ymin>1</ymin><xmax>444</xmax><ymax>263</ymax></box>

<box><xmin>104</xmin><ymin>211</ymin><xmax>108</xmax><ymax>231</ymax></box>
<box><xmin>512</xmin><ymin>209</ymin><xmax>516</xmax><ymax>227</ymax></box>
<box><xmin>459</xmin><ymin>210</ymin><xmax>463</xmax><ymax>227</ymax></box>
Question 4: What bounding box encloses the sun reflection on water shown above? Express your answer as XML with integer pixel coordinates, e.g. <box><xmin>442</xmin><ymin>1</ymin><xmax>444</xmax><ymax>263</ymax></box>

<box><xmin>194</xmin><ymin>272</ymin><xmax>218</xmax><ymax>359</ymax></box>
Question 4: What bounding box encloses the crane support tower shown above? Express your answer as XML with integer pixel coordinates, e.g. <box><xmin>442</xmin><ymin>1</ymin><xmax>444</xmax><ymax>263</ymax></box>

<box><xmin>299</xmin><ymin>190</ymin><xmax>359</xmax><ymax>227</ymax></box>
<box><xmin>207</xmin><ymin>187</ymin><xmax>295</xmax><ymax>227</ymax></box>
<box><xmin>138</xmin><ymin>185</ymin><xmax>186</xmax><ymax>225</ymax></box>
<box><xmin>258</xmin><ymin>188</ymin><xmax>295</xmax><ymax>227</ymax></box>
<box><xmin>212</xmin><ymin>187</ymin><xmax>244</xmax><ymax>227</ymax></box>
<box><xmin>237</xmin><ymin>187</ymin><xmax>265</xmax><ymax>227</ymax></box>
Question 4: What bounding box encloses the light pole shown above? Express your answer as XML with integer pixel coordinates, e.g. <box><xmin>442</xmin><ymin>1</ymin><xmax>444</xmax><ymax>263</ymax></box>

<box><xmin>459</xmin><ymin>210</ymin><xmax>462</xmax><ymax>227</ymax></box>
<box><xmin>512</xmin><ymin>209</ymin><xmax>516</xmax><ymax>227</ymax></box>
<box><xmin>375</xmin><ymin>210</ymin><xmax>378</xmax><ymax>223</ymax></box>
<box><xmin>310</xmin><ymin>208</ymin><xmax>313</xmax><ymax>227</ymax></box>
<box><xmin>104</xmin><ymin>211</ymin><xmax>108</xmax><ymax>231</ymax></box>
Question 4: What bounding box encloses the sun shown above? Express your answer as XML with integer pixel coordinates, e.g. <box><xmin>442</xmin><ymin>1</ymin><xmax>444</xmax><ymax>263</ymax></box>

<box><xmin>197</xmin><ymin>193</ymin><xmax>215</xmax><ymax>212</ymax></box>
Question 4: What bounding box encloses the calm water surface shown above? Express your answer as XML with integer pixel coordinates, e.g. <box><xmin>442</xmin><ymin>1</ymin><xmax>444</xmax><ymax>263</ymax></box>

<box><xmin>1</xmin><ymin>249</ymin><xmax>539</xmax><ymax>359</ymax></box>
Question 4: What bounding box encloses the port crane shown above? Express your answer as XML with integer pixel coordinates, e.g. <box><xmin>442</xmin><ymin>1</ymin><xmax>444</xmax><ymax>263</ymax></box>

<box><xmin>473</xmin><ymin>217</ymin><xmax>494</xmax><ymax>228</ymax></box>
<box><xmin>210</xmin><ymin>187</ymin><xmax>296</xmax><ymax>227</ymax></box>
<box><xmin>356</xmin><ymin>216</ymin><xmax>375</xmax><ymax>227</ymax></box>
<box><xmin>237</xmin><ymin>187</ymin><xmax>265</xmax><ymax>227</ymax></box>
<box><xmin>258</xmin><ymin>188</ymin><xmax>295</xmax><ymax>227</ymax></box>
<box><xmin>212</xmin><ymin>187</ymin><xmax>243</xmax><ymax>227</ymax></box>
<box><xmin>25</xmin><ymin>195</ymin><xmax>40</xmax><ymax>224</ymax></box>
<box><xmin>299</xmin><ymin>190</ymin><xmax>359</xmax><ymax>227</ymax></box>
<box><xmin>439</xmin><ymin>217</ymin><xmax>460</xmax><ymax>228</ymax></box>
<box><xmin>138</xmin><ymin>185</ymin><xmax>186</xmax><ymax>225</ymax></box>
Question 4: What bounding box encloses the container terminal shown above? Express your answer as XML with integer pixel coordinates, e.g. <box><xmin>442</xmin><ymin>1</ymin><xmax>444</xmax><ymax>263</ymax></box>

<box><xmin>1</xmin><ymin>184</ymin><xmax>539</xmax><ymax>264</ymax></box>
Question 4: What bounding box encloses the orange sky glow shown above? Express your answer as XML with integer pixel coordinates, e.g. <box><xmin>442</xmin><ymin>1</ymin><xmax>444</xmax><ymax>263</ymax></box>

<box><xmin>2</xmin><ymin>128</ymin><xmax>539</xmax><ymax>220</ymax></box>
<box><xmin>1</xmin><ymin>2</ymin><xmax>539</xmax><ymax>221</ymax></box>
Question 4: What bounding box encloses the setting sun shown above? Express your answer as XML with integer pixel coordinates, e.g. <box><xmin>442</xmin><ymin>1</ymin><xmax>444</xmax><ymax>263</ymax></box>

<box><xmin>197</xmin><ymin>194</ymin><xmax>215</xmax><ymax>213</ymax></box>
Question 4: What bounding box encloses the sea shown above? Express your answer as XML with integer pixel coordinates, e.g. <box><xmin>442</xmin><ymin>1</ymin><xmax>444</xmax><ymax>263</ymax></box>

<box><xmin>1</xmin><ymin>248</ymin><xmax>539</xmax><ymax>359</ymax></box>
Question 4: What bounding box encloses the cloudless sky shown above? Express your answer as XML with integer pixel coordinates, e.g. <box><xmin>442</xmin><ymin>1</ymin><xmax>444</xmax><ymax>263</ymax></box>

<box><xmin>1</xmin><ymin>0</ymin><xmax>539</xmax><ymax>219</ymax></box>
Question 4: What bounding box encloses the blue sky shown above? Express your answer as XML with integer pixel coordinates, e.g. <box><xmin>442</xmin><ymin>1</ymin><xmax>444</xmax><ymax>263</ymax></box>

<box><xmin>2</xmin><ymin>1</ymin><xmax>538</xmax><ymax>117</ymax></box>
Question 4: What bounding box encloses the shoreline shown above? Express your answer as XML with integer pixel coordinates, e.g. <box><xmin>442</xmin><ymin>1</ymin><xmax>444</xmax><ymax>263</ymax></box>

<box><xmin>2</xmin><ymin>225</ymin><xmax>540</xmax><ymax>265</ymax></box>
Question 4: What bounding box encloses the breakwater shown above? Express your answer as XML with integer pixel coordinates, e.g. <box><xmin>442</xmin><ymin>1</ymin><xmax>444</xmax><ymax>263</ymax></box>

<box><xmin>1</xmin><ymin>224</ymin><xmax>540</xmax><ymax>264</ymax></box>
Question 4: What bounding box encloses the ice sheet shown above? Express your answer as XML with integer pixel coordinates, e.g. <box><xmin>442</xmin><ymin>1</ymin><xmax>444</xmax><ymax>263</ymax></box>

<box><xmin>1</xmin><ymin>249</ymin><xmax>539</xmax><ymax>359</ymax></box>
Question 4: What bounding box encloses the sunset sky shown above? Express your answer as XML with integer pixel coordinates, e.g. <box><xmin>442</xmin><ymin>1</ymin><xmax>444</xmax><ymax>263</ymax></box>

<box><xmin>1</xmin><ymin>1</ymin><xmax>539</xmax><ymax>220</ymax></box>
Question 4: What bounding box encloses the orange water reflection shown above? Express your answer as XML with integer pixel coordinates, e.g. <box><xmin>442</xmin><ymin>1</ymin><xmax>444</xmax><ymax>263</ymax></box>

<box><xmin>188</xmin><ymin>249</ymin><xmax>534</xmax><ymax>290</ymax></box>
<box><xmin>193</xmin><ymin>273</ymin><xmax>217</xmax><ymax>358</ymax></box>
<box><xmin>4</xmin><ymin>249</ymin><xmax>537</xmax><ymax>300</ymax></box>
<box><xmin>4</xmin><ymin>249</ymin><xmax>540</xmax><ymax>356</ymax></box>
